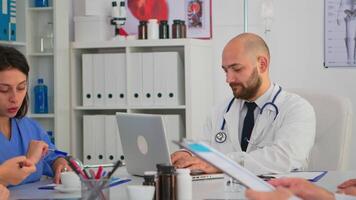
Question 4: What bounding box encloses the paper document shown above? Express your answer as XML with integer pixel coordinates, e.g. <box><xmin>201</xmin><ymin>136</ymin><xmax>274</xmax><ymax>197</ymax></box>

<box><xmin>260</xmin><ymin>171</ymin><xmax>327</xmax><ymax>182</ymax></box>
<box><xmin>175</xmin><ymin>140</ymin><xmax>275</xmax><ymax>192</ymax></box>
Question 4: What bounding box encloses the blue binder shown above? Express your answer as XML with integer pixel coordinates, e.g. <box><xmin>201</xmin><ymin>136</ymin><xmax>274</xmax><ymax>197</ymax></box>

<box><xmin>9</xmin><ymin>0</ymin><xmax>16</xmax><ymax>41</ymax></box>
<box><xmin>0</xmin><ymin>0</ymin><xmax>9</xmax><ymax>41</ymax></box>
<box><xmin>0</xmin><ymin>0</ymin><xmax>16</xmax><ymax>41</ymax></box>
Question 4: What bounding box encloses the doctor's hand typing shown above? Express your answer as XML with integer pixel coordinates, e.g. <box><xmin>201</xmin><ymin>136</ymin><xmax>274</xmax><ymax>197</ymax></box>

<box><xmin>171</xmin><ymin>151</ymin><xmax>220</xmax><ymax>174</ymax></box>
<box><xmin>0</xmin><ymin>156</ymin><xmax>36</xmax><ymax>186</ymax></box>
<box><xmin>26</xmin><ymin>140</ymin><xmax>49</xmax><ymax>164</ymax></box>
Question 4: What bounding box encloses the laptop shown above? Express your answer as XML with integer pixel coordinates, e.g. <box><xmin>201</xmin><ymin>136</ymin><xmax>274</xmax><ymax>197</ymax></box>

<box><xmin>116</xmin><ymin>112</ymin><xmax>224</xmax><ymax>181</ymax></box>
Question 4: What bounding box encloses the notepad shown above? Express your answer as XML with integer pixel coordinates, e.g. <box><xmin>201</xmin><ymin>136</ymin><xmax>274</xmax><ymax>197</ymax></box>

<box><xmin>261</xmin><ymin>171</ymin><xmax>327</xmax><ymax>182</ymax></box>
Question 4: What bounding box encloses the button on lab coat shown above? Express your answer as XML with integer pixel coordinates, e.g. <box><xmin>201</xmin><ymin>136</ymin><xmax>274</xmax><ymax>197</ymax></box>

<box><xmin>201</xmin><ymin>85</ymin><xmax>316</xmax><ymax>175</ymax></box>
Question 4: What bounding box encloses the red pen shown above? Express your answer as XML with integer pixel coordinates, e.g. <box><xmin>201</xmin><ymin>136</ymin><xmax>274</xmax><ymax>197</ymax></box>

<box><xmin>95</xmin><ymin>166</ymin><xmax>103</xmax><ymax>179</ymax></box>
<box><xmin>69</xmin><ymin>159</ymin><xmax>88</xmax><ymax>179</ymax></box>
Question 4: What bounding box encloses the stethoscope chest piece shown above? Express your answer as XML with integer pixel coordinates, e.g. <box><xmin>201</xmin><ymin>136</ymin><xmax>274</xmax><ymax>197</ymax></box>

<box><xmin>215</xmin><ymin>131</ymin><xmax>227</xmax><ymax>143</ymax></box>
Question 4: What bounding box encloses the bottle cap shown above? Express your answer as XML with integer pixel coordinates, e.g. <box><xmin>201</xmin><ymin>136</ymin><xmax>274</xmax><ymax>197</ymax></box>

<box><xmin>160</xmin><ymin>20</ymin><xmax>168</xmax><ymax>24</ymax></box>
<box><xmin>176</xmin><ymin>168</ymin><xmax>190</xmax><ymax>174</ymax></box>
<box><xmin>139</xmin><ymin>20</ymin><xmax>148</xmax><ymax>24</ymax></box>
<box><xmin>38</xmin><ymin>78</ymin><xmax>44</xmax><ymax>84</ymax></box>
<box><xmin>156</xmin><ymin>163</ymin><xmax>175</xmax><ymax>174</ymax></box>
<box><xmin>112</xmin><ymin>1</ymin><xmax>117</xmax><ymax>6</ymax></box>
<box><xmin>143</xmin><ymin>175</ymin><xmax>155</xmax><ymax>182</ymax></box>
<box><xmin>173</xmin><ymin>19</ymin><xmax>181</xmax><ymax>24</ymax></box>
<box><xmin>144</xmin><ymin>171</ymin><xmax>157</xmax><ymax>176</ymax></box>
<box><xmin>148</xmin><ymin>19</ymin><xmax>158</xmax><ymax>23</ymax></box>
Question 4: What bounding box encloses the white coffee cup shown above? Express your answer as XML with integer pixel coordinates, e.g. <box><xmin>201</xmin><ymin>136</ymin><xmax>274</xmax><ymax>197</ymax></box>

<box><xmin>60</xmin><ymin>171</ymin><xmax>80</xmax><ymax>188</ymax></box>
<box><xmin>127</xmin><ymin>185</ymin><xmax>155</xmax><ymax>200</ymax></box>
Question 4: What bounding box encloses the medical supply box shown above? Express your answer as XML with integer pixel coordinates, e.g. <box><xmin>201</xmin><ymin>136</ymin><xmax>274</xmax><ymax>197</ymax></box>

<box><xmin>74</xmin><ymin>16</ymin><xmax>114</xmax><ymax>42</ymax></box>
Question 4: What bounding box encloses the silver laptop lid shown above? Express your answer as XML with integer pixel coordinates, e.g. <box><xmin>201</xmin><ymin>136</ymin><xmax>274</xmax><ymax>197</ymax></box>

<box><xmin>116</xmin><ymin>113</ymin><xmax>172</xmax><ymax>176</ymax></box>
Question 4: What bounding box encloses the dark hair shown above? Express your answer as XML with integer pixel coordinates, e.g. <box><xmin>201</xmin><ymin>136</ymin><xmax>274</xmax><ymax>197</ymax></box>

<box><xmin>0</xmin><ymin>45</ymin><xmax>30</xmax><ymax>118</ymax></box>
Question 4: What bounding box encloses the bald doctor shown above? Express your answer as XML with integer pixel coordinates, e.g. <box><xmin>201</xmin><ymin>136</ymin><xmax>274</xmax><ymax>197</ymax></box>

<box><xmin>171</xmin><ymin>33</ymin><xmax>316</xmax><ymax>175</ymax></box>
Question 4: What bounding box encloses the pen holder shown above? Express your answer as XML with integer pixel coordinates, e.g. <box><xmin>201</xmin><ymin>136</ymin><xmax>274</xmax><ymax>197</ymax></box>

<box><xmin>81</xmin><ymin>178</ymin><xmax>110</xmax><ymax>200</ymax></box>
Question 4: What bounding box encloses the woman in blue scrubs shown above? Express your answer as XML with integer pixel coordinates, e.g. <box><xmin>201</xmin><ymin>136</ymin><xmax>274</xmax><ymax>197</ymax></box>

<box><xmin>0</xmin><ymin>46</ymin><xmax>69</xmax><ymax>185</ymax></box>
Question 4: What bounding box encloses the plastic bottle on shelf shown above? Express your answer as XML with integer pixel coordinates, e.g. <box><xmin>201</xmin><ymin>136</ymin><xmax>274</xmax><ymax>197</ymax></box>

<box><xmin>34</xmin><ymin>78</ymin><xmax>49</xmax><ymax>114</ymax></box>
<box><xmin>147</xmin><ymin>19</ymin><xmax>159</xmax><ymax>39</ymax></box>
<box><xmin>35</xmin><ymin>0</ymin><xmax>49</xmax><ymax>7</ymax></box>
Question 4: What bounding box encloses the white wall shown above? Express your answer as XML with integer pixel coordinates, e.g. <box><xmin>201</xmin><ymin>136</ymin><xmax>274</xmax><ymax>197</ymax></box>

<box><xmin>71</xmin><ymin>0</ymin><xmax>356</xmax><ymax>168</ymax></box>
<box><xmin>212</xmin><ymin>0</ymin><xmax>356</xmax><ymax>169</ymax></box>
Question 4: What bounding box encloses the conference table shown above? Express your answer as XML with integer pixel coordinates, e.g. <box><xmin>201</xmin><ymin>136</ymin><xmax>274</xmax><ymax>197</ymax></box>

<box><xmin>9</xmin><ymin>168</ymin><xmax>356</xmax><ymax>200</ymax></box>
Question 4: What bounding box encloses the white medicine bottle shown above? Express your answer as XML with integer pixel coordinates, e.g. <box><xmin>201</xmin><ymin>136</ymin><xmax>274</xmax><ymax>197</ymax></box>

<box><xmin>147</xmin><ymin>19</ymin><xmax>159</xmax><ymax>39</ymax></box>
<box><xmin>176</xmin><ymin>168</ymin><xmax>192</xmax><ymax>200</ymax></box>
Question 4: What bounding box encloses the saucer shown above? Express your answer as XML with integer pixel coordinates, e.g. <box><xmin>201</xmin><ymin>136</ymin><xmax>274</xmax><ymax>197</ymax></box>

<box><xmin>54</xmin><ymin>185</ymin><xmax>81</xmax><ymax>193</ymax></box>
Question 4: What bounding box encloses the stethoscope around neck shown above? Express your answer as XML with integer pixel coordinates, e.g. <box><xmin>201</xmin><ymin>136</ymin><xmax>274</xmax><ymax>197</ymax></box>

<box><xmin>214</xmin><ymin>86</ymin><xmax>282</xmax><ymax>143</ymax></box>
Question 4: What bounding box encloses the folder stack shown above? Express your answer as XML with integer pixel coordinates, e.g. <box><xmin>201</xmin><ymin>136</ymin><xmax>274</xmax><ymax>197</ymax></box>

<box><xmin>0</xmin><ymin>0</ymin><xmax>16</xmax><ymax>41</ymax></box>
<box><xmin>129</xmin><ymin>52</ymin><xmax>184</xmax><ymax>106</ymax></box>
<box><xmin>83</xmin><ymin>114</ymin><xmax>183</xmax><ymax>165</ymax></box>
<box><xmin>83</xmin><ymin>115</ymin><xmax>124</xmax><ymax>165</ymax></box>
<box><xmin>82</xmin><ymin>53</ymin><xmax>127</xmax><ymax>107</ymax></box>
<box><xmin>82</xmin><ymin>52</ymin><xmax>184</xmax><ymax>107</ymax></box>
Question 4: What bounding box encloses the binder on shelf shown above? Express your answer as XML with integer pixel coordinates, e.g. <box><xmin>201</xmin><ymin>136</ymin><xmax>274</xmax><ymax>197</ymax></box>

<box><xmin>116</xmin><ymin>54</ymin><xmax>127</xmax><ymax>106</ymax></box>
<box><xmin>93</xmin><ymin>54</ymin><xmax>105</xmax><ymax>106</ymax></box>
<box><xmin>142</xmin><ymin>53</ymin><xmax>154</xmax><ymax>106</ymax></box>
<box><xmin>129</xmin><ymin>53</ymin><xmax>143</xmax><ymax>106</ymax></box>
<box><xmin>163</xmin><ymin>52</ymin><xmax>184</xmax><ymax>105</ymax></box>
<box><xmin>104</xmin><ymin>53</ymin><xmax>126</xmax><ymax>106</ymax></box>
<box><xmin>8</xmin><ymin>0</ymin><xmax>15</xmax><ymax>41</ymax></box>
<box><xmin>153</xmin><ymin>53</ymin><xmax>167</xmax><ymax>105</ymax></box>
<box><xmin>104</xmin><ymin>54</ymin><xmax>118</xmax><ymax>106</ymax></box>
<box><xmin>93</xmin><ymin>115</ymin><xmax>105</xmax><ymax>164</ymax></box>
<box><xmin>83</xmin><ymin>115</ymin><xmax>95</xmax><ymax>165</ymax></box>
<box><xmin>82</xmin><ymin>54</ymin><xmax>94</xmax><ymax>106</ymax></box>
<box><xmin>0</xmin><ymin>0</ymin><xmax>9</xmax><ymax>41</ymax></box>
<box><xmin>104</xmin><ymin>115</ymin><xmax>124</xmax><ymax>163</ymax></box>
<box><xmin>162</xmin><ymin>114</ymin><xmax>184</xmax><ymax>153</ymax></box>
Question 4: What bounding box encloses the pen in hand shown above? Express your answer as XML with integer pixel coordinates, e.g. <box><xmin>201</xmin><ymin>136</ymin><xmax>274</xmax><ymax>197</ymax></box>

<box><xmin>48</xmin><ymin>149</ymin><xmax>68</xmax><ymax>156</ymax></box>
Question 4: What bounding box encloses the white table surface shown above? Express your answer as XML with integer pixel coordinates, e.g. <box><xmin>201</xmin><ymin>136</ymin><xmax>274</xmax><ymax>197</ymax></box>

<box><xmin>9</xmin><ymin>168</ymin><xmax>356</xmax><ymax>200</ymax></box>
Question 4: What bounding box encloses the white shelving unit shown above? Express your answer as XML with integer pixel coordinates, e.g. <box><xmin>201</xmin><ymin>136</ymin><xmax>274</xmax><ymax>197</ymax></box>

<box><xmin>20</xmin><ymin>0</ymin><xmax>71</xmax><ymax>152</ymax></box>
<box><xmin>71</xmin><ymin>39</ymin><xmax>213</xmax><ymax>159</ymax></box>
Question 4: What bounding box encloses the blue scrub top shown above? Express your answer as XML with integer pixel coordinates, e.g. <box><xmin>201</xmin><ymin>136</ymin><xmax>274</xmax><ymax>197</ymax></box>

<box><xmin>0</xmin><ymin>117</ymin><xmax>62</xmax><ymax>185</ymax></box>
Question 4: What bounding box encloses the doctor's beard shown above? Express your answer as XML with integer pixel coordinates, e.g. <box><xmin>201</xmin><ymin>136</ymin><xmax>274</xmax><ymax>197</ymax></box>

<box><xmin>230</xmin><ymin>66</ymin><xmax>262</xmax><ymax>100</ymax></box>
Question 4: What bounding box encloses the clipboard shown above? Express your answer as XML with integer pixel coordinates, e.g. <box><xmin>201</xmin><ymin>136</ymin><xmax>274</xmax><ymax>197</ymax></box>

<box><xmin>174</xmin><ymin>140</ymin><xmax>274</xmax><ymax>192</ymax></box>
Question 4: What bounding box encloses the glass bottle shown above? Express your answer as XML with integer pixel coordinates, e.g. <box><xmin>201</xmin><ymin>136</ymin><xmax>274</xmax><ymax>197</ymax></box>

<box><xmin>172</xmin><ymin>20</ymin><xmax>182</xmax><ymax>39</ymax></box>
<box><xmin>180</xmin><ymin>20</ymin><xmax>187</xmax><ymax>38</ymax></box>
<box><xmin>40</xmin><ymin>22</ymin><xmax>54</xmax><ymax>53</ymax></box>
<box><xmin>159</xmin><ymin>20</ymin><xmax>169</xmax><ymax>39</ymax></box>
<box><xmin>138</xmin><ymin>20</ymin><xmax>148</xmax><ymax>39</ymax></box>
<box><xmin>156</xmin><ymin>164</ymin><xmax>176</xmax><ymax>200</ymax></box>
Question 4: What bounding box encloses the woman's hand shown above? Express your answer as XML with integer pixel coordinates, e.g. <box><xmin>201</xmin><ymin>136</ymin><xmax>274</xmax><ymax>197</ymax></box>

<box><xmin>0</xmin><ymin>156</ymin><xmax>36</xmax><ymax>186</ymax></box>
<box><xmin>52</xmin><ymin>157</ymin><xmax>71</xmax><ymax>184</ymax></box>
<box><xmin>26</xmin><ymin>140</ymin><xmax>48</xmax><ymax>164</ymax></box>
<box><xmin>0</xmin><ymin>184</ymin><xmax>9</xmax><ymax>200</ymax></box>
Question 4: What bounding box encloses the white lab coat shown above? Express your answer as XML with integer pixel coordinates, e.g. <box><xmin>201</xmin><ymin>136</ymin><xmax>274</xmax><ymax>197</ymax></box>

<box><xmin>202</xmin><ymin>84</ymin><xmax>316</xmax><ymax>175</ymax></box>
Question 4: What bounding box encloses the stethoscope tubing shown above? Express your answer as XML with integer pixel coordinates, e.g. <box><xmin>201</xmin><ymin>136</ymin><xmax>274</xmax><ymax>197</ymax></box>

<box><xmin>220</xmin><ymin>86</ymin><xmax>282</xmax><ymax>131</ymax></box>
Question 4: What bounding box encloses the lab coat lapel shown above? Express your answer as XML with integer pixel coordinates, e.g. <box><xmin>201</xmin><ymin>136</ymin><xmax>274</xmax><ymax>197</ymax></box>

<box><xmin>224</xmin><ymin>99</ymin><xmax>242</xmax><ymax>151</ymax></box>
<box><xmin>247</xmin><ymin>85</ymin><xmax>282</xmax><ymax>152</ymax></box>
